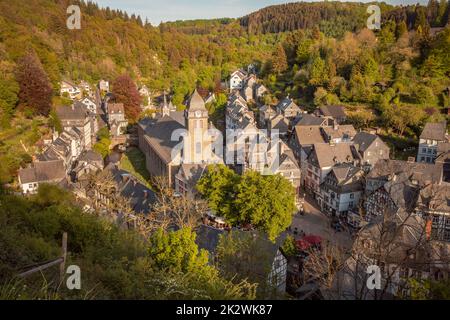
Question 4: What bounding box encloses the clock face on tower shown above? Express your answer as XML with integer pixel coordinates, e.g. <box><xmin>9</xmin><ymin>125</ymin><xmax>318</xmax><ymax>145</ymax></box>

<box><xmin>195</xmin><ymin>111</ymin><xmax>202</xmax><ymax>118</ymax></box>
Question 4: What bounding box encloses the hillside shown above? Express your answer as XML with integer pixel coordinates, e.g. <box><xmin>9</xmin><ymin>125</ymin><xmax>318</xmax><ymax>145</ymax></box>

<box><xmin>1</xmin><ymin>0</ymin><xmax>450</xmax><ymax>185</ymax></box>
<box><xmin>0</xmin><ymin>185</ymin><xmax>256</xmax><ymax>300</ymax></box>
<box><xmin>240</xmin><ymin>1</ymin><xmax>450</xmax><ymax>36</ymax></box>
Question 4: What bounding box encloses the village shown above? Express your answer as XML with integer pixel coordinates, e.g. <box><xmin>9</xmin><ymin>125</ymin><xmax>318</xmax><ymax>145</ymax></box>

<box><xmin>14</xmin><ymin>64</ymin><xmax>450</xmax><ymax>300</ymax></box>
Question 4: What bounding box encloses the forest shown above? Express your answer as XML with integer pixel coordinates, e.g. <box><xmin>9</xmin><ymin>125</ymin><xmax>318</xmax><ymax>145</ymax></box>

<box><xmin>0</xmin><ymin>0</ymin><xmax>449</xmax><ymax>179</ymax></box>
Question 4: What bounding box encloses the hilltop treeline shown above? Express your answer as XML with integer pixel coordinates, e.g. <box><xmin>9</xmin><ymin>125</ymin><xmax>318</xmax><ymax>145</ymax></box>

<box><xmin>240</xmin><ymin>1</ymin><xmax>450</xmax><ymax>36</ymax></box>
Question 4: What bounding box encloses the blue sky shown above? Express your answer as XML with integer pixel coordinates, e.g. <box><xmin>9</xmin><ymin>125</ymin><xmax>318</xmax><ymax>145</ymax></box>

<box><xmin>95</xmin><ymin>0</ymin><xmax>429</xmax><ymax>25</ymax></box>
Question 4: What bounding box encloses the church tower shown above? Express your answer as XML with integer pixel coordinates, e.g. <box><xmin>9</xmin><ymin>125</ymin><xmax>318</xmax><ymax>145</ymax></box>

<box><xmin>184</xmin><ymin>89</ymin><xmax>210</xmax><ymax>163</ymax></box>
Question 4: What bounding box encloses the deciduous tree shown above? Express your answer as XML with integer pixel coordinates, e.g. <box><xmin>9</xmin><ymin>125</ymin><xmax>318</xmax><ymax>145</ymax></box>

<box><xmin>15</xmin><ymin>52</ymin><xmax>53</xmax><ymax>116</ymax></box>
<box><xmin>112</xmin><ymin>74</ymin><xmax>142</xmax><ymax>122</ymax></box>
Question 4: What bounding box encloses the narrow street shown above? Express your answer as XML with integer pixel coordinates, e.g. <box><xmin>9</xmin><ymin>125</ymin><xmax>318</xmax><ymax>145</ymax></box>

<box><xmin>291</xmin><ymin>197</ymin><xmax>354</xmax><ymax>250</ymax></box>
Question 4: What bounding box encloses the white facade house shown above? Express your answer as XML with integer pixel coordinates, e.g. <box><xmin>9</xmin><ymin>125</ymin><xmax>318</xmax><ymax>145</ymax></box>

<box><xmin>99</xmin><ymin>79</ymin><xmax>110</xmax><ymax>92</ymax></box>
<box><xmin>80</xmin><ymin>97</ymin><xmax>98</xmax><ymax>115</ymax></box>
<box><xmin>60</xmin><ymin>81</ymin><xmax>81</xmax><ymax>100</ymax></box>
<box><xmin>319</xmin><ymin>164</ymin><xmax>364</xmax><ymax>218</ymax></box>
<box><xmin>229</xmin><ymin>70</ymin><xmax>247</xmax><ymax>92</ymax></box>
<box><xmin>18</xmin><ymin>160</ymin><xmax>66</xmax><ymax>194</ymax></box>
<box><xmin>417</xmin><ymin>122</ymin><xmax>448</xmax><ymax>163</ymax></box>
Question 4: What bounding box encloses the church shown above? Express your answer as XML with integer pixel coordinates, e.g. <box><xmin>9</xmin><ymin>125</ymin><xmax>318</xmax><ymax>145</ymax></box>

<box><xmin>138</xmin><ymin>90</ymin><xmax>222</xmax><ymax>195</ymax></box>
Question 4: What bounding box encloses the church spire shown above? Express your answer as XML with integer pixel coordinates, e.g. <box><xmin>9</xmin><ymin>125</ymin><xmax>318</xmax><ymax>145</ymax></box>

<box><xmin>162</xmin><ymin>90</ymin><xmax>170</xmax><ymax>116</ymax></box>
<box><xmin>187</xmin><ymin>89</ymin><xmax>207</xmax><ymax>112</ymax></box>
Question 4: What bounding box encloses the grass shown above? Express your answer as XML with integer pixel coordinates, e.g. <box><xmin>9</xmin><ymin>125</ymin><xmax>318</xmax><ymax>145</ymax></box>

<box><xmin>119</xmin><ymin>147</ymin><xmax>152</xmax><ymax>188</ymax></box>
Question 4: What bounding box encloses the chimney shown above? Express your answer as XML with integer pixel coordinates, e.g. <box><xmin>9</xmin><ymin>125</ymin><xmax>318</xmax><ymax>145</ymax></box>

<box><xmin>143</xmin><ymin>190</ymin><xmax>148</xmax><ymax>199</ymax></box>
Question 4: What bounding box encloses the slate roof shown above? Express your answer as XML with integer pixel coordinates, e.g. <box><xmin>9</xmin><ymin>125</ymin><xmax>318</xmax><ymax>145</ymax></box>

<box><xmin>324</xmin><ymin>163</ymin><xmax>363</xmax><ymax>193</ymax></box>
<box><xmin>310</xmin><ymin>143</ymin><xmax>355</xmax><ymax>168</ymax></box>
<box><xmin>19</xmin><ymin>160</ymin><xmax>66</xmax><ymax>184</ymax></box>
<box><xmin>144</xmin><ymin>115</ymin><xmax>185</xmax><ymax>164</ymax></box>
<box><xmin>294</xmin><ymin>126</ymin><xmax>326</xmax><ymax>146</ymax></box>
<box><xmin>79</xmin><ymin>150</ymin><xmax>103</xmax><ymax>163</ymax></box>
<box><xmin>270</xmin><ymin>114</ymin><xmax>289</xmax><ymax>131</ymax></box>
<box><xmin>420</xmin><ymin>121</ymin><xmax>447</xmax><ymax>141</ymax></box>
<box><xmin>277</xmin><ymin>97</ymin><xmax>301</xmax><ymax>112</ymax></box>
<box><xmin>294</xmin><ymin>114</ymin><xmax>327</xmax><ymax>126</ymax></box>
<box><xmin>352</xmin><ymin>132</ymin><xmax>379</xmax><ymax>153</ymax></box>
<box><xmin>318</xmin><ymin>105</ymin><xmax>346</xmax><ymax>118</ymax></box>
<box><xmin>322</xmin><ymin>125</ymin><xmax>356</xmax><ymax>141</ymax></box>
<box><xmin>417</xmin><ymin>184</ymin><xmax>450</xmax><ymax>213</ymax></box>
<box><xmin>178</xmin><ymin>164</ymin><xmax>207</xmax><ymax>191</ymax></box>
<box><xmin>367</xmin><ymin>159</ymin><xmax>443</xmax><ymax>186</ymax></box>
<box><xmin>108</xmin><ymin>103</ymin><xmax>125</xmax><ymax>114</ymax></box>
<box><xmin>106</xmin><ymin>164</ymin><xmax>156</xmax><ymax>215</ymax></box>
<box><xmin>56</xmin><ymin>103</ymin><xmax>88</xmax><ymax>121</ymax></box>
<box><xmin>231</xmin><ymin>69</ymin><xmax>248</xmax><ymax>80</ymax></box>
<box><xmin>383</xmin><ymin>173</ymin><xmax>420</xmax><ymax>212</ymax></box>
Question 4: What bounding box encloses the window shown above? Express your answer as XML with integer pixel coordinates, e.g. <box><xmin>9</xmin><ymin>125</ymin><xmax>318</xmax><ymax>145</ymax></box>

<box><xmin>350</xmin><ymin>193</ymin><xmax>354</xmax><ymax>199</ymax></box>
<box><xmin>196</xmin><ymin>142</ymin><xmax>202</xmax><ymax>154</ymax></box>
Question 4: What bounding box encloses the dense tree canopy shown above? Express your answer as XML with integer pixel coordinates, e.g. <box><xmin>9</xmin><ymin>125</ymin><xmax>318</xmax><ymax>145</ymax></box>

<box><xmin>0</xmin><ymin>185</ymin><xmax>256</xmax><ymax>300</ymax></box>
<box><xmin>198</xmin><ymin>165</ymin><xmax>296</xmax><ymax>241</ymax></box>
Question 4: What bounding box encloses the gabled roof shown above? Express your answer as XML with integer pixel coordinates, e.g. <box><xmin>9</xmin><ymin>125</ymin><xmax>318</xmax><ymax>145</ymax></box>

<box><xmin>255</xmin><ymin>83</ymin><xmax>268</xmax><ymax>93</ymax></box>
<box><xmin>310</xmin><ymin>143</ymin><xmax>355</xmax><ymax>168</ymax></box>
<box><xmin>79</xmin><ymin>150</ymin><xmax>103</xmax><ymax>163</ymax></box>
<box><xmin>108</xmin><ymin>103</ymin><xmax>125</xmax><ymax>114</ymax></box>
<box><xmin>420</xmin><ymin>121</ymin><xmax>447</xmax><ymax>141</ymax></box>
<box><xmin>195</xmin><ymin>226</ymin><xmax>287</xmax><ymax>270</ymax></box>
<box><xmin>106</xmin><ymin>164</ymin><xmax>156</xmax><ymax>214</ymax></box>
<box><xmin>382</xmin><ymin>173</ymin><xmax>420</xmax><ymax>213</ymax></box>
<box><xmin>294</xmin><ymin>114</ymin><xmax>327</xmax><ymax>126</ymax></box>
<box><xmin>277</xmin><ymin>97</ymin><xmax>300</xmax><ymax>112</ymax></box>
<box><xmin>270</xmin><ymin>114</ymin><xmax>289</xmax><ymax>131</ymax></box>
<box><xmin>322</xmin><ymin>125</ymin><xmax>356</xmax><ymax>141</ymax></box>
<box><xmin>81</xmin><ymin>96</ymin><xmax>97</xmax><ymax>106</ymax></box>
<box><xmin>324</xmin><ymin>163</ymin><xmax>364</xmax><ymax>193</ymax></box>
<box><xmin>352</xmin><ymin>132</ymin><xmax>386</xmax><ymax>153</ymax></box>
<box><xmin>367</xmin><ymin>159</ymin><xmax>443</xmax><ymax>186</ymax></box>
<box><xmin>417</xmin><ymin>184</ymin><xmax>450</xmax><ymax>213</ymax></box>
<box><xmin>178</xmin><ymin>164</ymin><xmax>208</xmax><ymax>191</ymax></box>
<box><xmin>61</xmin><ymin>80</ymin><xmax>78</xmax><ymax>88</ymax></box>
<box><xmin>294</xmin><ymin>126</ymin><xmax>326</xmax><ymax>146</ymax></box>
<box><xmin>19</xmin><ymin>160</ymin><xmax>66</xmax><ymax>184</ymax></box>
<box><xmin>318</xmin><ymin>105</ymin><xmax>346</xmax><ymax>118</ymax></box>
<box><xmin>230</xmin><ymin>69</ymin><xmax>248</xmax><ymax>80</ymax></box>
<box><xmin>144</xmin><ymin>115</ymin><xmax>185</xmax><ymax>164</ymax></box>
<box><xmin>274</xmin><ymin>149</ymin><xmax>300</xmax><ymax>174</ymax></box>
<box><xmin>56</xmin><ymin>103</ymin><xmax>88</xmax><ymax>121</ymax></box>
